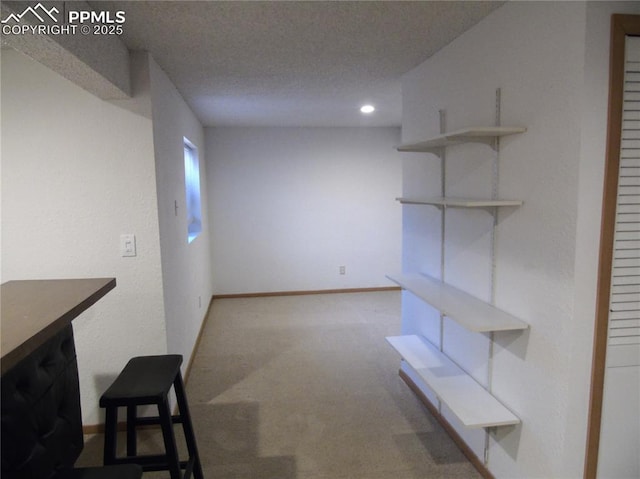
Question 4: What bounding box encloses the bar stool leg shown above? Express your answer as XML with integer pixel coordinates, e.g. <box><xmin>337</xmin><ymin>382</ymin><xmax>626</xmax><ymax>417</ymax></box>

<box><xmin>158</xmin><ymin>397</ymin><xmax>181</xmax><ymax>479</ymax></box>
<box><xmin>103</xmin><ymin>406</ymin><xmax>118</xmax><ymax>465</ymax></box>
<box><xmin>174</xmin><ymin>373</ymin><xmax>204</xmax><ymax>479</ymax></box>
<box><xmin>126</xmin><ymin>405</ymin><xmax>137</xmax><ymax>457</ymax></box>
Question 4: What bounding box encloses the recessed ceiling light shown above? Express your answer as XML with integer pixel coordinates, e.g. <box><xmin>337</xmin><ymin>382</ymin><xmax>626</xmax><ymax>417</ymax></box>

<box><xmin>360</xmin><ymin>105</ymin><xmax>375</xmax><ymax>114</ymax></box>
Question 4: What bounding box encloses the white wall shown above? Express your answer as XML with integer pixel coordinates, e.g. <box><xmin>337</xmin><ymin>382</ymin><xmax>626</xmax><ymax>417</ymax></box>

<box><xmin>398</xmin><ymin>2</ymin><xmax>640</xmax><ymax>477</ymax></box>
<box><xmin>148</xmin><ymin>55</ymin><xmax>214</xmax><ymax>365</ymax></box>
<box><xmin>1</xmin><ymin>48</ymin><xmax>166</xmax><ymax>425</ymax></box>
<box><xmin>1</xmin><ymin>48</ymin><xmax>214</xmax><ymax>424</ymax></box>
<box><xmin>206</xmin><ymin>127</ymin><xmax>402</xmax><ymax>295</ymax></box>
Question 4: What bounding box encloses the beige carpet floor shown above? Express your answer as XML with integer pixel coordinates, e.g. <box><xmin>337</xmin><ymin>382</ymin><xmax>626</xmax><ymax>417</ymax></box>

<box><xmin>78</xmin><ymin>290</ymin><xmax>481</xmax><ymax>478</ymax></box>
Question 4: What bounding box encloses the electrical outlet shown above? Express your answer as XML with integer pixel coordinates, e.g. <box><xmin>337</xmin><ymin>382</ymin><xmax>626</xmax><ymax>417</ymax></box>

<box><xmin>339</xmin><ymin>266</ymin><xmax>346</xmax><ymax>275</ymax></box>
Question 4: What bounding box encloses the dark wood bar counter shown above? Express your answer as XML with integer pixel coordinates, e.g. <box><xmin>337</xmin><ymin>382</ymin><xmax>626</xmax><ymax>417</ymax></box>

<box><xmin>1</xmin><ymin>278</ymin><xmax>116</xmax><ymax>375</ymax></box>
<box><xmin>1</xmin><ymin>277</ymin><xmax>117</xmax><ymax>479</ymax></box>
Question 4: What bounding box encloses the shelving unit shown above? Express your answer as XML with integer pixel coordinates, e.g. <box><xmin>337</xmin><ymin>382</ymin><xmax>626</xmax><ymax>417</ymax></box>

<box><xmin>388</xmin><ymin>91</ymin><xmax>529</xmax><ymax>444</ymax></box>
<box><xmin>386</xmin><ymin>273</ymin><xmax>528</xmax><ymax>333</ymax></box>
<box><xmin>397</xmin><ymin>126</ymin><xmax>526</xmax><ymax>153</ymax></box>
<box><xmin>386</xmin><ymin>335</ymin><xmax>520</xmax><ymax>428</ymax></box>
<box><xmin>396</xmin><ymin>197</ymin><xmax>523</xmax><ymax>209</ymax></box>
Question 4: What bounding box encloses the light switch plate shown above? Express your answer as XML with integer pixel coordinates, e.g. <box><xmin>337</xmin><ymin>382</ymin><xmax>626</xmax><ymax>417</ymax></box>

<box><xmin>120</xmin><ymin>234</ymin><xmax>136</xmax><ymax>257</ymax></box>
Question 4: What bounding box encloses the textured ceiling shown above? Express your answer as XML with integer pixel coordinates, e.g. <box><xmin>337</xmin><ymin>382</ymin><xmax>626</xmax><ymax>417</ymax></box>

<box><xmin>93</xmin><ymin>1</ymin><xmax>503</xmax><ymax>127</ymax></box>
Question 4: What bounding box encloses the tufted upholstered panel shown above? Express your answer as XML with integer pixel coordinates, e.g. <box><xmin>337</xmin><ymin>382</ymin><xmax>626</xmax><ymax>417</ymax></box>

<box><xmin>1</xmin><ymin>325</ymin><xmax>84</xmax><ymax>479</ymax></box>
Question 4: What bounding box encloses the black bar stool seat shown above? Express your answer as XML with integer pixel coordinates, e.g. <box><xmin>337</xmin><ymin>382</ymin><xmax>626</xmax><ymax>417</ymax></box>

<box><xmin>54</xmin><ymin>464</ymin><xmax>143</xmax><ymax>479</ymax></box>
<box><xmin>99</xmin><ymin>355</ymin><xmax>203</xmax><ymax>479</ymax></box>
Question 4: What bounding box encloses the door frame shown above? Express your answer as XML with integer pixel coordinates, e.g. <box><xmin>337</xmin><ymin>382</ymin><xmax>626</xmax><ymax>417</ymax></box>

<box><xmin>585</xmin><ymin>14</ymin><xmax>640</xmax><ymax>479</ymax></box>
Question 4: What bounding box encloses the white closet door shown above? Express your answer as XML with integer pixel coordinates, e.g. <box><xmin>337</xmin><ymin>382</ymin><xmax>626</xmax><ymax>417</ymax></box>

<box><xmin>598</xmin><ymin>35</ymin><xmax>640</xmax><ymax>479</ymax></box>
<box><xmin>608</xmin><ymin>36</ymin><xmax>640</xmax><ymax>365</ymax></box>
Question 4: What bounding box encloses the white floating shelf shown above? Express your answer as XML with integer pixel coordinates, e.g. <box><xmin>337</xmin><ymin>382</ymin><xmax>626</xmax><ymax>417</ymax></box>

<box><xmin>396</xmin><ymin>196</ymin><xmax>523</xmax><ymax>208</ymax></box>
<box><xmin>386</xmin><ymin>335</ymin><xmax>521</xmax><ymax>428</ymax></box>
<box><xmin>386</xmin><ymin>273</ymin><xmax>529</xmax><ymax>332</ymax></box>
<box><xmin>397</xmin><ymin>126</ymin><xmax>527</xmax><ymax>153</ymax></box>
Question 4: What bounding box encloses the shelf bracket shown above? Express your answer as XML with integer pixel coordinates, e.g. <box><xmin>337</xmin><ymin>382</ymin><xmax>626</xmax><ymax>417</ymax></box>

<box><xmin>439</xmin><ymin>109</ymin><xmax>447</xmax><ymax>351</ymax></box>
<box><xmin>484</xmin><ymin>434</ymin><xmax>491</xmax><ymax>464</ymax></box>
<box><xmin>427</xmin><ymin>146</ymin><xmax>446</xmax><ymax>158</ymax></box>
<box><xmin>461</xmin><ymin>137</ymin><xmax>500</xmax><ymax>150</ymax></box>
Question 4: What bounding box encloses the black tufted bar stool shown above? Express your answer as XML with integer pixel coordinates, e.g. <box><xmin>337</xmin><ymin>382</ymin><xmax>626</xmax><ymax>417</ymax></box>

<box><xmin>99</xmin><ymin>354</ymin><xmax>203</xmax><ymax>479</ymax></box>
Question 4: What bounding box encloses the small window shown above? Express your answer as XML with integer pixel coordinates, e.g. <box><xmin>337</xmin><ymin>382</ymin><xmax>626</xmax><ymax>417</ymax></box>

<box><xmin>184</xmin><ymin>138</ymin><xmax>202</xmax><ymax>243</ymax></box>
